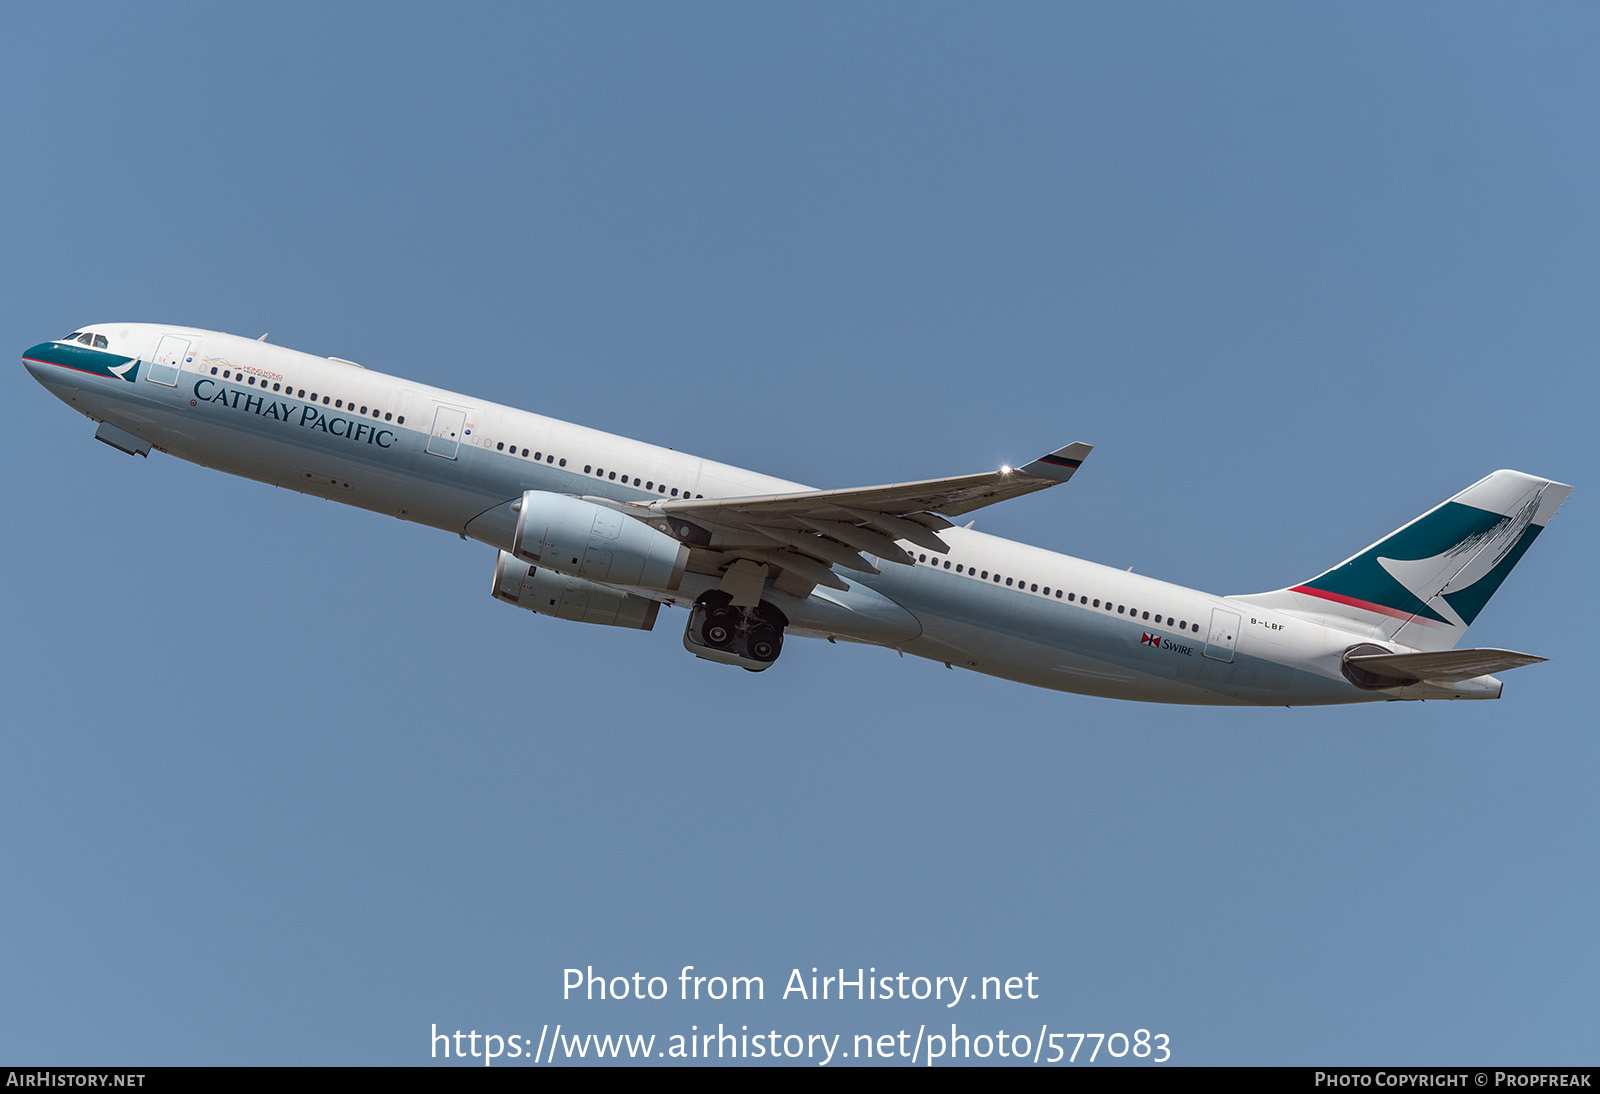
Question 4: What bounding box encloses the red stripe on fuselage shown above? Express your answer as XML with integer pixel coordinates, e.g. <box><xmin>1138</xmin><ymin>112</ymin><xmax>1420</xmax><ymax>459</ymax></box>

<box><xmin>1288</xmin><ymin>584</ymin><xmax>1448</xmax><ymax>626</ymax></box>
<box><xmin>23</xmin><ymin>356</ymin><xmax>115</xmax><ymax>380</ymax></box>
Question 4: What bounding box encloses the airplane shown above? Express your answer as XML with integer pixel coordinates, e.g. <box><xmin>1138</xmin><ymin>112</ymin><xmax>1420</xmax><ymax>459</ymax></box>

<box><xmin>23</xmin><ymin>323</ymin><xmax>1572</xmax><ymax>705</ymax></box>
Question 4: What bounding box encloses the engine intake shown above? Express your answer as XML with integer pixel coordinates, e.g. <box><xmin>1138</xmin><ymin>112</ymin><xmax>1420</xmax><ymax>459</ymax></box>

<box><xmin>511</xmin><ymin>490</ymin><xmax>688</xmax><ymax>592</ymax></box>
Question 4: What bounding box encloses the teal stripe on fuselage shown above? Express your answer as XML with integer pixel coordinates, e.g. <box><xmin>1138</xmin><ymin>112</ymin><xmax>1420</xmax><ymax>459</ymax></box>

<box><xmin>23</xmin><ymin>341</ymin><xmax>139</xmax><ymax>382</ymax></box>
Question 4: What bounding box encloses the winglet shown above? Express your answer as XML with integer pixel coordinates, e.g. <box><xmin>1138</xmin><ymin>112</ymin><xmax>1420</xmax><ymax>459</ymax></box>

<box><xmin>1020</xmin><ymin>442</ymin><xmax>1092</xmax><ymax>482</ymax></box>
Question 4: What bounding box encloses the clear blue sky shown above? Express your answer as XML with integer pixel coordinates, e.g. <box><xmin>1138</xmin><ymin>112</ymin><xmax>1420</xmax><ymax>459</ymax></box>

<box><xmin>4</xmin><ymin>2</ymin><xmax>1594</xmax><ymax>1066</ymax></box>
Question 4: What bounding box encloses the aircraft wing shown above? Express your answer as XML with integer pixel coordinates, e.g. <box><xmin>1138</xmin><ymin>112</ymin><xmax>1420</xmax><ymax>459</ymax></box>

<box><xmin>628</xmin><ymin>441</ymin><xmax>1091</xmax><ymax>591</ymax></box>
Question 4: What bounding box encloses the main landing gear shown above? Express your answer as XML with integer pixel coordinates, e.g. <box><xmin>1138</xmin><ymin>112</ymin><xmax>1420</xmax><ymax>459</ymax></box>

<box><xmin>682</xmin><ymin>591</ymin><xmax>788</xmax><ymax>671</ymax></box>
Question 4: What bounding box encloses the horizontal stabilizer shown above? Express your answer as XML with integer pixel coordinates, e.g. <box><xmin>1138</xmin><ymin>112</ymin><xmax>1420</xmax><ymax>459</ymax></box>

<box><xmin>1345</xmin><ymin>647</ymin><xmax>1547</xmax><ymax>686</ymax></box>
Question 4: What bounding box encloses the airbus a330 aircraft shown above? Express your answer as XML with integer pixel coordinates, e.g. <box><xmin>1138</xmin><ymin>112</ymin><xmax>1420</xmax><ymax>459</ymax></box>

<box><xmin>25</xmin><ymin>323</ymin><xmax>1571</xmax><ymax>705</ymax></box>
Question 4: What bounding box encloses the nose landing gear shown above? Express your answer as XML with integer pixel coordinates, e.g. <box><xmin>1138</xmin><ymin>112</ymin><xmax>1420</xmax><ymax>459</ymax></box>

<box><xmin>684</xmin><ymin>591</ymin><xmax>788</xmax><ymax>671</ymax></box>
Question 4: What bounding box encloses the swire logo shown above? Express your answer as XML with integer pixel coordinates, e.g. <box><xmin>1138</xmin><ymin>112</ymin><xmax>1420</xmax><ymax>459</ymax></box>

<box><xmin>1139</xmin><ymin>632</ymin><xmax>1193</xmax><ymax>657</ymax></box>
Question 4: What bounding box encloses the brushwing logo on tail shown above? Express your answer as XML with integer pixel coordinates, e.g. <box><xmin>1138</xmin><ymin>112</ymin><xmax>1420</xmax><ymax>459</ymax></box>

<box><xmin>1297</xmin><ymin>498</ymin><xmax>1545</xmax><ymax>627</ymax></box>
<box><xmin>1378</xmin><ymin>495</ymin><xmax>1541</xmax><ymax>628</ymax></box>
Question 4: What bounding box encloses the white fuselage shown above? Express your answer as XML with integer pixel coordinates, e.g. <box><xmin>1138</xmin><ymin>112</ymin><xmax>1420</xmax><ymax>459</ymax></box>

<box><xmin>25</xmin><ymin>323</ymin><xmax>1455</xmax><ymax>706</ymax></box>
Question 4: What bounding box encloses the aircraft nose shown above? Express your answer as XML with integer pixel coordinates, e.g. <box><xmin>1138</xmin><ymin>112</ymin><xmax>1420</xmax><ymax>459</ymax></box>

<box><xmin>22</xmin><ymin>342</ymin><xmax>58</xmax><ymax>384</ymax></box>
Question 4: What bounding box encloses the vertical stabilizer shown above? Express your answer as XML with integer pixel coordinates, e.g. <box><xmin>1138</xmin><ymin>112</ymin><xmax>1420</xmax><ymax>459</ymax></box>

<box><xmin>1234</xmin><ymin>471</ymin><xmax>1571</xmax><ymax>651</ymax></box>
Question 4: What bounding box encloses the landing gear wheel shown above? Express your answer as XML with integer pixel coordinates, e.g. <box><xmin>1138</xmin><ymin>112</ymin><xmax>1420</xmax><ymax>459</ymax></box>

<box><xmin>701</xmin><ymin>606</ymin><xmax>737</xmax><ymax>648</ymax></box>
<box><xmin>747</xmin><ymin>624</ymin><xmax>781</xmax><ymax>663</ymax></box>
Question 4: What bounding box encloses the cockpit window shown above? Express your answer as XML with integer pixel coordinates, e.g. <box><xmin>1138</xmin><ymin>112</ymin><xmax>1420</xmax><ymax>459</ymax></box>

<box><xmin>77</xmin><ymin>333</ymin><xmax>94</xmax><ymax>345</ymax></box>
<box><xmin>92</xmin><ymin>335</ymin><xmax>108</xmax><ymax>348</ymax></box>
<box><xmin>63</xmin><ymin>332</ymin><xmax>83</xmax><ymax>342</ymax></box>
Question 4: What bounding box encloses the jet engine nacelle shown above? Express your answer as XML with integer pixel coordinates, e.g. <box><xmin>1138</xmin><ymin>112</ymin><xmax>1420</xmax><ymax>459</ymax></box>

<box><xmin>492</xmin><ymin>551</ymin><xmax>661</xmax><ymax>630</ymax></box>
<box><xmin>511</xmin><ymin>490</ymin><xmax>688</xmax><ymax>592</ymax></box>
